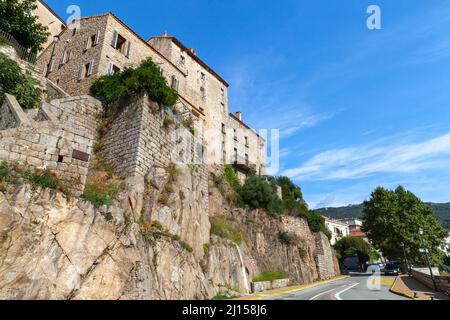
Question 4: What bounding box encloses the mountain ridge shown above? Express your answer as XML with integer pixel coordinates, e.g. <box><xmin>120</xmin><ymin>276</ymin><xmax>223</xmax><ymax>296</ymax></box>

<box><xmin>314</xmin><ymin>203</ymin><xmax>450</xmax><ymax>229</ymax></box>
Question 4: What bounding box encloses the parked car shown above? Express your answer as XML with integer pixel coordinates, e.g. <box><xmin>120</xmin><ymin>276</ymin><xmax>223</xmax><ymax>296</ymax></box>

<box><xmin>384</xmin><ymin>263</ymin><xmax>399</xmax><ymax>276</ymax></box>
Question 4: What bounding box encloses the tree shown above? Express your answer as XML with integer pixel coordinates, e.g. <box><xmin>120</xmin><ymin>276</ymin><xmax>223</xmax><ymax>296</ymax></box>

<box><xmin>239</xmin><ymin>174</ymin><xmax>283</xmax><ymax>216</ymax></box>
<box><xmin>362</xmin><ymin>186</ymin><xmax>447</xmax><ymax>266</ymax></box>
<box><xmin>0</xmin><ymin>0</ymin><xmax>49</xmax><ymax>53</ymax></box>
<box><xmin>334</xmin><ymin>236</ymin><xmax>378</xmax><ymax>270</ymax></box>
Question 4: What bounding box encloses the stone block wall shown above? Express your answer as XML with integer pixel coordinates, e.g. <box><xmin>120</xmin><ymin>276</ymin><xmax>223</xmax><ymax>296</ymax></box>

<box><xmin>315</xmin><ymin>232</ymin><xmax>339</xmax><ymax>280</ymax></box>
<box><xmin>0</xmin><ymin>95</ymin><xmax>102</xmax><ymax>195</ymax></box>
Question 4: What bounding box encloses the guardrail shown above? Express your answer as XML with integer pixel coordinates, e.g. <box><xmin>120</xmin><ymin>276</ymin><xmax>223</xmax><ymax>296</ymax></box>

<box><xmin>0</xmin><ymin>29</ymin><xmax>37</xmax><ymax>64</ymax></box>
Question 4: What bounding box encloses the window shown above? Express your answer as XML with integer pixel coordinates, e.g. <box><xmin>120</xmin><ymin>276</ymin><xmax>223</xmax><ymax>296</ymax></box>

<box><xmin>158</xmin><ymin>67</ymin><xmax>164</xmax><ymax>76</ymax></box>
<box><xmin>112</xmin><ymin>30</ymin><xmax>128</xmax><ymax>54</ymax></box>
<box><xmin>221</xmin><ymin>88</ymin><xmax>225</xmax><ymax>96</ymax></box>
<box><xmin>179</xmin><ymin>55</ymin><xmax>185</xmax><ymax>66</ymax></box>
<box><xmin>200</xmin><ymin>86</ymin><xmax>206</xmax><ymax>99</ymax></box>
<box><xmin>245</xmin><ymin>154</ymin><xmax>249</xmax><ymax>165</ymax></box>
<box><xmin>107</xmin><ymin>63</ymin><xmax>121</xmax><ymax>75</ymax></box>
<box><xmin>245</xmin><ymin>136</ymin><xmax>249</xmax><ymax>147</ymax></box>
<box><xmin>200</xmin><ymin>72</ymin><xmax>206</xmax><ymax>81</ymax></box>
<box><xmin>234</xmin><ymin>148</ymin><xmax>238</xmax><ymax>163</ymax></box>
<box><xmin>72</xmin><ymin>28</ymin><xmax>77</xmax><ymax>37</ymax></box>
<box><xmin>233</xmin><ymin>129</ymin><xmax>237</xmax><ymax>141</ymax></box>
<box><xmin>78</xmin><ymin>60</ymin><xmax>94</xmax><ymax>80</ymax></box>
<box><xmin>221</xmin><ymin>123</ymin><xmax>226</xmax><ymax>134</ymax></box>
<box><xmin>220</xmin><ymin>103</ymin><xmax>225</xmax><ymax>113</ymax></box>
<box><xmin>60</xmin><ymin>49</ymin><xmax>72</xmax><ymax>65</ymax></box>
<box><xmin>171</xmin><ymin>76</ymin><xmax>179</xmax><ymax>91</ymax></box>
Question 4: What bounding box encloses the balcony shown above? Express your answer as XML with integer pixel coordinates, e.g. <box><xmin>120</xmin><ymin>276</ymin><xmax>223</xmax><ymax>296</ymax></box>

<box><xmin>233</xmin><ymin>155</ymin><xmax>257</xmax><ymax>173</ymax></box>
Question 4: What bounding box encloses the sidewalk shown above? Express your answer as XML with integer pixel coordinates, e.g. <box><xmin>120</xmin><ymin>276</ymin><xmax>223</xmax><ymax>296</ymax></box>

<box><xmin>239</xmin><ymin>275</ymin><xmax>350</xmax><ymax>300</ymax></box>
<box><xmin>390</xmin><ymin>275</ymin><xmax>450</xmax><ymax>300</ymax></box>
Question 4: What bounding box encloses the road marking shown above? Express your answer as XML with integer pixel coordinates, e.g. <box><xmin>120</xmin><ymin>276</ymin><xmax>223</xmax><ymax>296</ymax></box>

<box><xmin>309</xmin><ymin>288</ymin><xmax>337</xmax><ymax>300</ymax></box>
<box><xmin>335</xmin><ymin>282</ymin><xmax>359</xmax><ymax>300</ymax></box>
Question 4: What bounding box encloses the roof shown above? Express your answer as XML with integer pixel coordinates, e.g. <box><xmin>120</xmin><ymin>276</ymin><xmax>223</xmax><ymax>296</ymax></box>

<box><xmin>228</xmin><ymin>112</ymin><xmax>265</xmax><ymax>141</ymax></box>
<box><xmin>149</xmin><ymin>36</ymin><xmax>229</xmax><ymax>87</ymax></box>
<box><xmin>350</xmin><ymin>230</ymin><xmax>367</xmax><ymax>237</ymax></box>
<box><xmin>38</xmin><ymin>0</ymin><xmax>66</xmax><ymax>25</ymax></box>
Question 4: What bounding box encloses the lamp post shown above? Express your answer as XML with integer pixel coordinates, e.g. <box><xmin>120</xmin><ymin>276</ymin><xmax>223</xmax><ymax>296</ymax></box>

<box><xmin>46</xmin><ymin>35</ymin><xmax>60</xmax><ymax>77</ymax></box>
<box><xmin>418</xmin><ymin>228</ymin><xmax>438</xmax><ymax>291</ymax></box>
<box><xmin>401</xmin><ymin>242</ymin><xmax>410</xmax><ymax>275</ymax></box>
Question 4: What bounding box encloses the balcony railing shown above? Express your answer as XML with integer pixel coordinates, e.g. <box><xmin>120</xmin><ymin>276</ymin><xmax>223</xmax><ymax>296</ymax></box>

<box><xmin>0</xmin><ymin>29</ymin><xmax>37</xmax><ymax>64</ymax></box>
<box><xmin>233</xmin><ymin>155</ymin><xmax>257</xmax><ymax>173</ymax></box>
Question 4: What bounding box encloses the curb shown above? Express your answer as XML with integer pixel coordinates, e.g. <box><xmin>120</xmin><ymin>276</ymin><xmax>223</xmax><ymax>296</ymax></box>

<box><xmin>389</xmin><ymin>276</ymin><xmax>416</xmax><ymax>300</ymax></box>
<box><xmin>239</xmin><ymin>275</ymin><xmax>351</xmax><ymax>300</ymax></box>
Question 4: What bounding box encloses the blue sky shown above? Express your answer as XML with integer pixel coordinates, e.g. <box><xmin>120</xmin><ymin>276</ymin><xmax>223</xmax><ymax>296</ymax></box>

<box><xmin>46</xmin><ymin>0</ymin><xmax>450</xmax><ymax>208</ymax></box>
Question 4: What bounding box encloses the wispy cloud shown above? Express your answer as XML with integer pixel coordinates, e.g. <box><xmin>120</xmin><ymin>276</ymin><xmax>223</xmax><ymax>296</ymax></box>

<box><xmin>282</xmin><ymin>132</ymin><xmax>450</xmax><ymax>181</ymax></box>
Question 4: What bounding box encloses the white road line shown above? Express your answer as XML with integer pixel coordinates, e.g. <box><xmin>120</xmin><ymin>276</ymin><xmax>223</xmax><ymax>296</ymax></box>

<box><xmin>309</xmin><ymin>288</ymin><xmax>337</xmax><ymax>300</ymax></box>
<box><xmin>335</xmin><ymin>282</ymin><xmax>359</xmax><ymax>300</ymax></box>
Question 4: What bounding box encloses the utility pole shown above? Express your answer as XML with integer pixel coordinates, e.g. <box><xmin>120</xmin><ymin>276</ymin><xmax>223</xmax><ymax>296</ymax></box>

<box><xmin>418</xmin><ymin>228</ymin><xmax>438</xmax><ymax>291</ymax></box>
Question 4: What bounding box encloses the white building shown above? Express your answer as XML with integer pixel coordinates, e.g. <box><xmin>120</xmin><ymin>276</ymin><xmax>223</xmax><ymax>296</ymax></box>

<box><xmin>323</xmin><ymin>217</ymin><xmax>350</xmax><ymax>245</ymax></box>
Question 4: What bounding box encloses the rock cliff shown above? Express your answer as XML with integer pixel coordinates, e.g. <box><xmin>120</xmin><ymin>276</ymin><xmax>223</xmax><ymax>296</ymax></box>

<box><xmin>0</xmin><ymin>164</ymin><xmax>339</xmax><ymax>299</ymax></box>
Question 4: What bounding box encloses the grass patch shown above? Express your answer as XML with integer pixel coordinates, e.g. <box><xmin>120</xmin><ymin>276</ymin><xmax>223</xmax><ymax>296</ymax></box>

<box><xmin>180</xmin><ymin>241</ymin><xmax>194</xmax><ymax>253</ymax></box>
<box><xmin>211</xmin><ymin>293</ymin><xmax>238</xmax><ymax>300</ymax></box>
<box><xmin>81</xmin><ymin>172</ymin><xmax>119</xmax><ymax>206</ymax></box>
<box><xmin>210</xmin><ymin>218</ymin><xmax>245</xmax><ymax>244</ymax></box>
<box><xmin>253</xmin><ymin>271</ymin><xmax>287</xmax><ymax>282</ymax></box>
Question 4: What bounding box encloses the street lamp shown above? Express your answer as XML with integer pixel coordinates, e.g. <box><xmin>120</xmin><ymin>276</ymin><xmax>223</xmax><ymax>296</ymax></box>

<box><xmin>46</xmin><ymin>35</ymin><xmax>60</xmax><ymax>77</ymax></box>
<box><xmin>418</xmin><ymin>227</ymin><xmax>438</xmax><ymax>291</ymax></box>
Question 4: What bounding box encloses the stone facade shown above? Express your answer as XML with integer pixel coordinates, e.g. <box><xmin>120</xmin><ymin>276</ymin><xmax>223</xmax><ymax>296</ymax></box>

<box><xmin>0</xmin><ymin>94</ymin><xmax>102</xmax><ymax>195</ymax></box>
<box><xmin>36</xmin><ymin>13</ymin><xmax>267</xmax><ymax>180</ymax></box>
<box><xmin>34</xmin><ymin>0</ymin><xmax>66</xmax><ymax>52</ymax></box>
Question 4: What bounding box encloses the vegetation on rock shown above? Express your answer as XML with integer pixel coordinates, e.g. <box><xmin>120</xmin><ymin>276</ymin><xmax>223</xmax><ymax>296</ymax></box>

<box><xmin>253</xmin><ymin>271</ymin><xmax>287</xmax><ymax>282</ymax></box>
<box><xmin>81</xmin><ymin>172</ymin><xmax>120</xmax><ymax>207</ymax></box>
<box><xmin>90</xmin><ymin>58</ymin><xmax>178</xmax><ymax>107</ymax></box>
<box><xmin>210</xmin><ymin>217</ymin><xmax>245</xmax><ymax>244</ymax></box>
<box><xmin>0</xmin><ymin>161</ymin><xmax>68</xmax><ymax>194</ymax></box>
<box><xmin>0</xmin><ymin>0</ymin><xmax>49</xmax><ymax>54</ymax></box>
<box><xmin>0</xmin><ymin>52</ymin><xmax>41</xmax><ymax>108</ymax></box>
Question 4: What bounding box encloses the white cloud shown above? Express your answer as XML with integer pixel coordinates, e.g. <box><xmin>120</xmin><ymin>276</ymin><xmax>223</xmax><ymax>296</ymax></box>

<box><xmin>282</xmin><ymin>132</ymin><xmax>450</xmax><ymax>181</ymax></box>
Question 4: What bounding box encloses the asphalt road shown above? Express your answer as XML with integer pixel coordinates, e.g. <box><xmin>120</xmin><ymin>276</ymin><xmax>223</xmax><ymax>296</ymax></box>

<box><xmin>264</xmin><ymin>273</ymin><xmax>409</xmax><ymax>300</ymax></box>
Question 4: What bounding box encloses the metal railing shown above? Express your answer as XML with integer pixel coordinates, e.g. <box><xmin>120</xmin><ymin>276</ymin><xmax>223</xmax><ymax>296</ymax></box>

<box><xmin>0</xmin><ymin>29</ymin><xmax>37</xmax><ymax>64</ymax></box>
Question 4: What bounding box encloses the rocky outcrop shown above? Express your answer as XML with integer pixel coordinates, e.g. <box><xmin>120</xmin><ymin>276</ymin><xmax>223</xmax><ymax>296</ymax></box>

<box><xmin>0</xmin><ymin>164</ymin><xmax>340</xmax><ymax>300</ymax></box>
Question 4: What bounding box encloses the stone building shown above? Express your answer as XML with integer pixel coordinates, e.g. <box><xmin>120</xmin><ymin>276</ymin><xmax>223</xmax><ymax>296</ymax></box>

<box><xmin>33</xmin><ymin>0</ymin><xmax>66</xmax><ymax>52</ymax></box>
<box><xmin>36</xmin><ymin>11</ymin><xmax>266</xmax><ymax>179</ymax></box>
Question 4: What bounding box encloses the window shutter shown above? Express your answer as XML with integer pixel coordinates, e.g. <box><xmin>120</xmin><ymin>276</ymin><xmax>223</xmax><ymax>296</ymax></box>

<box><xmin>94</xmin><ymin>31</ymin><xmax>100</xmax><ymax>45</ymax></box>
<box><xmin>125</xmin><ymin>41</ymin><xmax>132</xmax><ymax>58</ymax></box>
<box><xmin>60</xmin><ymin>50</ymin><xmax>66</xmax><ymax>65</ymax></box>
<box><xmin>48</xmin><ymin>58</ymin><xmax>54</xmax><ymax>72</ymax></box>
<box><xmin>111</xmin><ymin>30</ymin><xmax>118</xmax><ymax>48</ymax></box>
<box><xmin>87</xmin><ymin>59</ymin><xmax>94</xmax><ymax>76</ymax></box>
<box><xmin>77</xmin><ymin>64</ymin><xmax>83</xmax><ymax>81</ymax></box>
<box><xmin>83</xmin><ymin>39</ymin><xmax>88</xmax><ymax>51</ymax></box>
<box><xmin>67</xmin><ymin>50</ymin><xmax>72</xmax><ymax>62</ymax></box>
<box><xmin>107</xmin><ymin>62</ymin><xmax>113</xmax><ymax>75</ymax></box>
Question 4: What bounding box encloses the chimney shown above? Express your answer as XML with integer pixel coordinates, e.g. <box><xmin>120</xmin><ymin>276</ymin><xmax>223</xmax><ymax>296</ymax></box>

<box><xmin>235</xmin><ymin>111</ymin><xmax>242</xmax><ymax>121</ymax></box>
<box><xmin>162</xmin><ymin>31</ymin><xmax>168</xmax><ymax>37</ymax></box>
<box><xmin>189</xmin><ymin>47</ymin><xmax>197</xmax><ymax>56</ymax></box>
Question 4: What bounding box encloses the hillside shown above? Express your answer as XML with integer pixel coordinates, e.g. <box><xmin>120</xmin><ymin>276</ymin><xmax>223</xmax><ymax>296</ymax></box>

<box><xmin>315</xmin><ymin>203</ymin><xmax>450</xmax><ymax>229</ymax></box>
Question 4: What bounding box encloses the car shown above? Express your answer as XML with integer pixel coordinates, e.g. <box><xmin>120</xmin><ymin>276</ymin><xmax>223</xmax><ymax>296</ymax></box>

<box><xmin>384</xmin><ymin>263</ymin><xmax>399</xmax><ymax>276</ymax></box>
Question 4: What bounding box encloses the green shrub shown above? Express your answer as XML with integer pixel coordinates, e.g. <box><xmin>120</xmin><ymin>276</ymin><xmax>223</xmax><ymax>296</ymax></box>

<box><xmin>180</xmin><ymin>241</ymin><xmax>193</xmax><ymax>253</ymax></box>
<box><xmin>203</xmin><ymin>243</ymin><xmax>210</xmax><ymax>255</ymax></box>
<box><xmin>253</xmin><ymin>271</ymin><xmax>287</xmax><ymax>282</ymax></box>
<box><xmin>0</xmin><ymin>0</ymin><xmax>49</xmax><ymax>54</ymax></box>
<box><xmin>152</xmin><ymin>221</ymin><xmax>163</xmax><ymax>230</ymax></box>
<box><xmin>0</xmin><ymin>53</ymin><xmax>41</xmax><ymax>109</ymax></box>
<box><xmin>239</xmin><ymin>174</ymin><xmax>283</xmax><ymax>216</ymax></box>
<box><xmin>23</xmin><ymin>168</ymin><xmax>67</xmax><ymax>194</ymax></box>
<box><xmin>12</xmin><ymin>76</ymin><xmax>41</xmax><ymax>109</ymax></box>
<box><xmin>278</xmin><ymin>232</ymin><xmax>299</xmax><ymax>246</ymax></box>
<box><xmin>210</xmin><ymin>218</ymin><xmax>245</xmax><ymax>244</ymax></box>
<box><xmin>81</xmin><ymin>173</ymin><xmax>119</xmax><ymax>206</ymax></box>
<box><xmin>224</xmin><ymin>165</ymin><xmax>241</xmax><ymax>191</ymax></box>
<box><xmin>90</xmin><ymin>58</ymin><xmax>178</xmax><ymax>107</ymax></box>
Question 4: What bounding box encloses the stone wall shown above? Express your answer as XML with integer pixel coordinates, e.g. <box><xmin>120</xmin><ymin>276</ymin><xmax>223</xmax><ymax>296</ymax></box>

<box><xmin>0</xmin><ymin>95</ymin><xmax>102</xmax><ymax>195</ymax></box>
<box><xmin>411</xmin><ymin>269</ymin><xmax>450</xmax><ymax>294</ymax></box>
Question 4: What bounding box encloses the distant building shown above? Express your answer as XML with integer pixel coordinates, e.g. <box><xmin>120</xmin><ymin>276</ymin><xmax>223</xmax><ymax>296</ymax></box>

<box><xmin>441</xmin><ymin>229</ymin><xmax>450</xmax><ymax>257</ymax></box>
<box><xmin>322</xmin><ymin>217</ymin><xmax>350</xmax><ymax>245</ymax></box>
